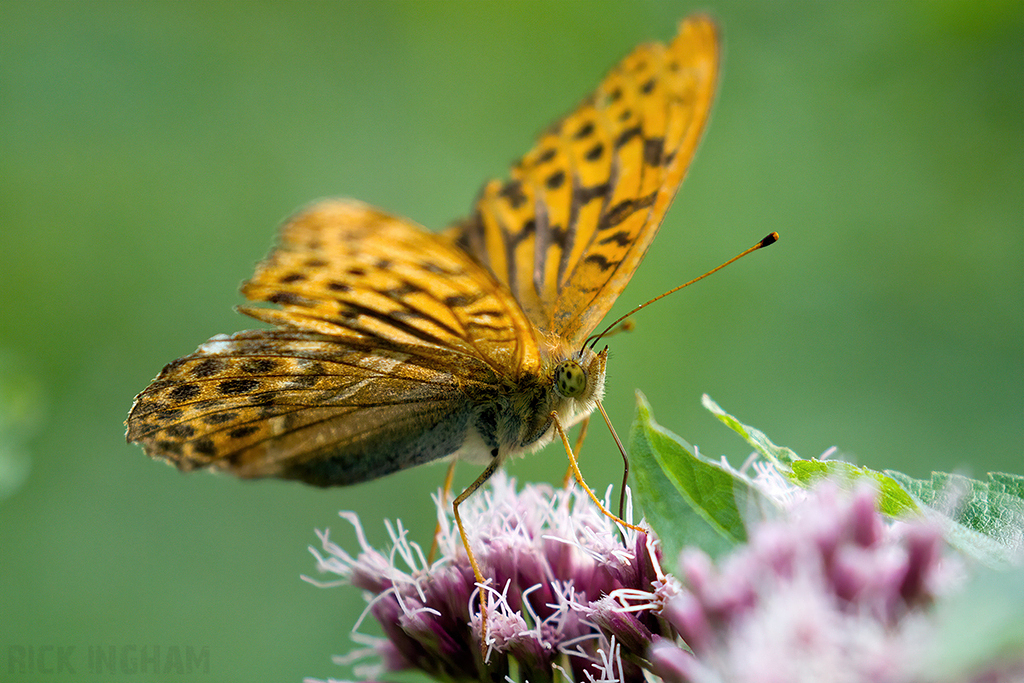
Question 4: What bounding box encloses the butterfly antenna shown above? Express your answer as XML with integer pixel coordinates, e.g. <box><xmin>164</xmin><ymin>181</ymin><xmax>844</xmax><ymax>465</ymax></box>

<box><xmin>584</xmin><ymin>232</ymin><xmax>779</xmax><ymax>351</ymax></box>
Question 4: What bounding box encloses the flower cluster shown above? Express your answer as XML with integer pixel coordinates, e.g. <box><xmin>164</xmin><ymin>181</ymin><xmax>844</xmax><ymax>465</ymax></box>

<box><xmin>307</xmin><ymin>475</ymin><xmax>1005</xmax><ymax>683</ymax></box>
<box><xmin>306</xmin><ymin>472</ymin><xmax>671</xmax><ymax>682</ymax></box>
<box><xmin>649</xmin><ymin>484</ymin><xmax>952</xmax><ymax>683</ymax></box>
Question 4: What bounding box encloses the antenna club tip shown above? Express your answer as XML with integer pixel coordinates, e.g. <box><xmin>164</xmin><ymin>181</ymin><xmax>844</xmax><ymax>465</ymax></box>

<box><xmin>759</xmin><ymin>232</ymin><xmax>780</xmax><ymax>248</ymax></box>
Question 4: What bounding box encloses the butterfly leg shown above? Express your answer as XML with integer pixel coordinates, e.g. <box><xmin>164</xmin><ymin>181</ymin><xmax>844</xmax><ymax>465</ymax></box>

<box><xmin>453</xmin><ymin>457</ymin><xmax>501</xmax><ymax>660</ymax></box>
<box><xmin>561</xmin><ymin>416</ymin><xmax>590</xmax><ymax>488</ymax></box>
<box><xmin>551</xmin><ymin>411</ymin><xmax>645</xmax><ymax>534</ymax></box>
<box><xmin>428</xmin><ymin>459</ymin><xmax>458</xmax><ymax>564</ymax></box>
<box><xmin>596</xmin><ymin>400</ymin><xmax>631</xmax><ymax>521</ymax></box>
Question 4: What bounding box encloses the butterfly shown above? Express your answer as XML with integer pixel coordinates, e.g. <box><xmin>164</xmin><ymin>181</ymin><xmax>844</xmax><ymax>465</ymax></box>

<box><xmin>127</xmin><ymin>15</ymin><xmax>720</xmax><ymax>592</ymax></box>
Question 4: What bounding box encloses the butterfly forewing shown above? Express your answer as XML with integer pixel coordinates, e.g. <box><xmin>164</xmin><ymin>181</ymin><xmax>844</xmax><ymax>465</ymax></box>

<box><xmin>447</xmin><ymin>16</ymin><xmax>719</xmax><ymax>346</ymax></box>
<box><xmin>240</xmin><ymin>200</ymin><xmax>540</xmax><ymax>376</ymax></box>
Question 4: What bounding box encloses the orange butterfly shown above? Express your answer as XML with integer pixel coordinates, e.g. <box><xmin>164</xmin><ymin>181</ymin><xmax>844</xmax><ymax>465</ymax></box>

<box><xmin>127</xmin><ymin>14</ymin><xmax>720</xmax><ymax>605</ymax></box>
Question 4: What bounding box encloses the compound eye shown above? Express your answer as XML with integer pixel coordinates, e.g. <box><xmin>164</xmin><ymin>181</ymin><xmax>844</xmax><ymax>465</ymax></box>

<box><xmin>554</xmin><ymin>360</ymin><xmax>587</xmax><ymax>398</ymax></box>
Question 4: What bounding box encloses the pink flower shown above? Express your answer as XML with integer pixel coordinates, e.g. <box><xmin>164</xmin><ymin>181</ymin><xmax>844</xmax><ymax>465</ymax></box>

<box><xmin>650</xmin><ymin>484</ymin><xmax>957</xmax><ymax>683</ymax></box>
<box><xmin>306</xmin><ymin>472</ymin><xmax>669</xmax><ymax>682</ymax></box>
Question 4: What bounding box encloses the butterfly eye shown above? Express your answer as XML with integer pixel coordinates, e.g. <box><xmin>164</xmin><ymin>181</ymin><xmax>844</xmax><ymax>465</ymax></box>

<box><xmin>553</xmin><ymin>360</ymin><xmax>587</xmax><ymax>399</ymax></box>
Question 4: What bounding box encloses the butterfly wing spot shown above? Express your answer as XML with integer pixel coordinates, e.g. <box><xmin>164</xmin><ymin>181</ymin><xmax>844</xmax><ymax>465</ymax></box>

<box><xmin>598</xmin><ymin>230</ymin><xmax>633</xmax><ymax>248</ymax></box>
<box><xmin>191</xmin><ymin>358</ymin><xmax>224</xmax><ymax>377</ymax></box>
<box><xmin>583</xmin><ymin>254</ymin><xmax>617</xmax><ymax>272</ymax></box>
<box><xmin>192</xmin><ymin>439</ymin><xmax>216</xmax><ymax>457</ymax></box>
<box><xmin>165</xmin><ymin>423</ymin><xmax>195</xmax><ymax>438</ymax></box>
<box><xmin>598</xmin><ymin>192</ymin><xmax>658</xmax><ymax>231</ymax></box>
<box><xmin>228</xmin><ymin>425</ymin><xmax>260</xmax><ymax>439</ymax></box>
<box><xmin>168</xmin><ymin>384</ymin><xmax>200</xmax><ymax>401</ymax></box>
<box><xmin>643</xmin><ymin>138</ymin><xmax>665</xmax><ymax>167</ymax></box>
<box><xmin>573</xmin><ymin>121</ymin><xmax>595</xmax><ymax>140</ymax></box>
<box><xmin>218</xmin><ymin>378</ymin><xmax>260</xmax><ymax>395</ymax></box>
<box><xmin>545</xmin><ymin>170</ymin><xmax>566</xmax><ymax>191</ymax></box>
<box><xmin>574</xmin><ymin>182</ymin><xmax>612</xmax><ymax>206</ymax></box>
<box><xmin>239</xmin><ymin>358</ymin><xmax>278</xmax><ymax>374</ymax></box>
<box><xmin>498</xmin><ymin>180</ymin><xmax>528</xmax><ymax>210</ymax></box>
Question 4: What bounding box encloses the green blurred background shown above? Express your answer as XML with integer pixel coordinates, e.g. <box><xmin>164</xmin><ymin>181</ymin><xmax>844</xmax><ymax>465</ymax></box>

<box><xmin>2</xmin><ymin>1</ymin><xmax>1021</xmax><ymax>681</ymax></box>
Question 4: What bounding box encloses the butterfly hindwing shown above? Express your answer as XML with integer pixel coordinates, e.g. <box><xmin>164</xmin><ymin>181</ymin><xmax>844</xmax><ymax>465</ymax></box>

<box><xmin>126</xmin><ymin>330</ymin><xmax>489</xmax><ymax>485</ymax></box>
<box><xmin>447</xmin><ymin>16</ymin><xmax>719</xmax><ymax>346</ymax></box>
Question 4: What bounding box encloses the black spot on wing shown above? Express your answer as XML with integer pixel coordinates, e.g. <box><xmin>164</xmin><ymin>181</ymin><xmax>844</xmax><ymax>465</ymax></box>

<box><xmin>192</xmin><ymin>359</ymin><xmax>225</xmax><ymax>378</ymax></box>
<box><xmin>156</xmin><ymin>440</ymin><xmax>182</xmax><ymax>456</ymax></box>
<box><xmin>228</xmin><ymin>425</ymin><xmax>260</xmax><ymax>439</ymax></box>
<box><xmin>643</xmin><ymin>137</ymin><xmax>665</xmax><ymax>167</ymax></box>
<box><xmin>499</xmin><ymin>180</ymin><xmax>528</xmax><ymax>209</ymax></box>
<box><xmin>598</xmin><ymin>230</ymin><xmax>632</xmax><ymax>247</ymax></box>
<box><xmin>268</xmin><ymin>291</ymin><xmax>315</xmax><ymax>307</ymax></box>
<box><xmin>545</xmin><ymin>170</ymin><xmax>566</xmax><ymax>190</ymax></box>
<box><xmin>240</xmin><ymin>358</ymin><xmax>278</xmax><ymax>374</ymax></box>
<box><xmin>616</xmin><ymin>125</ymin><xmax>641</xmax><ymax>148</ymax></box>
<box><xmin>192</xmin><ymin>438</ymin><xmax>216</xmax><ymax>456</ymax></box>
<box><xmin>219</xmin><ymin>378</ymin><xmax>260</xmax><ymax>395</ymax></box>
<box><xmin>575</xmin><ymin>182</ymin><xmax>611</xmax><ymax>206</ymax></box>
<box><xmin>584</xmin><ymin>254</ymin><xmax>618</xmax><ymax>272</ymax></box>
<box><xmin>573</xmin><ymin>121</ymin><xmax>595</xmax><ymax>139</ymax></box>
<box><xmin>168</xmin><ymin>384</ymin><xmax>200</xmax><ymax>401</ymax></box>
<box><xmin>166</xmin><ymin>423</ymin><xmax>195</xmax><ymax>438</ymax></box>
<box><xmin>598</xmin><ymin>191</ymin><xmax>658</xmax><ymax>231</ymax></box>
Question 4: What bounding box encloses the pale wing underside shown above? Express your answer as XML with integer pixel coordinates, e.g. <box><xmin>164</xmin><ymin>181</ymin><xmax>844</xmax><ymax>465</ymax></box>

<box><xmin>128</xmin><ymin>201</ymin><xmax>543</xmax><ymax>484</ymax></box>
<box><xmin>446</xmin><ymin>17</ymin><xmax>719</xmax><ymax>346</ymax></box>
<box><xmin>127</xmin><ymin>330</ymin><xmax>491</xmax><ymax>486</ymax></box>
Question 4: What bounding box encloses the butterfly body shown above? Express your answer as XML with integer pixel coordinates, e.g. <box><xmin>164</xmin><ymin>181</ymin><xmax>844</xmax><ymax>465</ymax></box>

<box><xmin>127</xmin><ymin>17</ymin><xmax>719</xmax><ymax>491</ymax></box>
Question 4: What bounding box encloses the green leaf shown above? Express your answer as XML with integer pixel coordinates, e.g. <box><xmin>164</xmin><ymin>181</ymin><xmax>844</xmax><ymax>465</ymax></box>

<box><xmin>628</xmin><ymin>392</ymin><xmax>776</xmax><ymax>568</ymax></box>
<box><xmin>704</xmin><ymin>394</ymin><xmax>919</xmax><ymax>517</ymax></box>
<box><xmin>887</xmin><ymin>471</ymin><xmax>1024</xmax><ymax>570</ymax></box>
<box><xmin>702</xmin><ymin>394</ymin><xmax>799</xmax><ymax>467</ymax></box>
<box><xmin>702</xmin><ymin>395</ymin><xmax>1024</xmax><ymax>569</ymax></box>
<box><xmin>789</xmin><ymin>460</ymin><xmax>919</xmax><ymax>517</ymax></box>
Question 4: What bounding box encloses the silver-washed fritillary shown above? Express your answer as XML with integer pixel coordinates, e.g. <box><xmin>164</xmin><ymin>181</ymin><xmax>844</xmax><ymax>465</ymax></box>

<box><xmin>127</xmin><ymin>15</ymin><xmax>720</xmax><ymax>594</ymax></box>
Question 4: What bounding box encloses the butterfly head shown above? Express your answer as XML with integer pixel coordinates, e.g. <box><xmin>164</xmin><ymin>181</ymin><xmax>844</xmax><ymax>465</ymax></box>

<box><xmin>551</xmin><ymin>346</ymin><xmax>607</xmax><ymax>407</ymax></box>
<box><xmin>553</xmin><ymin>360</ymin><xmax>587</xmax><ymax>399</ymax></box>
